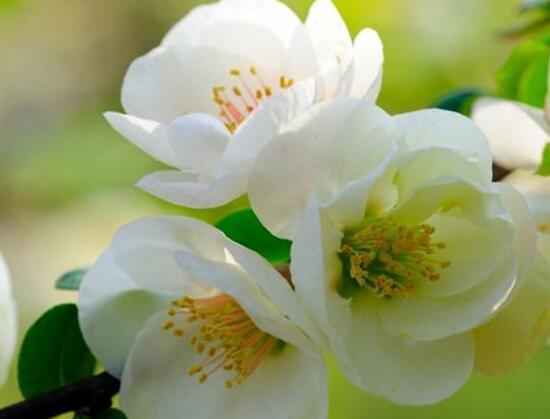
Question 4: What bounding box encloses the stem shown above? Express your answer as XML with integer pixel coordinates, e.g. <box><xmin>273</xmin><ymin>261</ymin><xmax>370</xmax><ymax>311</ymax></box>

<box><xmin>0</xmin><ymin>372</ymin><xmax>120</xmax><ymax>419</ymax></box>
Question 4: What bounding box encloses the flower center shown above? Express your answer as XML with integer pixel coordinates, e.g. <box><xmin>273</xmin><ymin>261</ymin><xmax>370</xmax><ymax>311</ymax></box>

<box><xmin>162</xmin><ymin>294</ymin><xmax>280</xmax><ymax>389</ymax></box>
<box><xmin>212</xmin><ymin>66</ymin><xmax>294</xmax><ymax>133</ymax></box>
<box><xmin>340</xmin><ymin>217</ymin><xmax>451</xmax><ymax>299</ymax></box>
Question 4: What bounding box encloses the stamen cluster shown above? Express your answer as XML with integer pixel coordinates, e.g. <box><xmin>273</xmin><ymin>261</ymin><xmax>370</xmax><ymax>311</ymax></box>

<box><xmin>212</xmin><ymin>66</ymin><xmax>294</xmax><ymax>133</ymax></box>
<box><xmin>341</xmin><ymin>217</ymin><xmax>451</xmax><ymax>298</ymax></box>
<box><xmin>162</xmin><ymin>294</ymin><xmax>278</xmax><ymax>389</ymax></box>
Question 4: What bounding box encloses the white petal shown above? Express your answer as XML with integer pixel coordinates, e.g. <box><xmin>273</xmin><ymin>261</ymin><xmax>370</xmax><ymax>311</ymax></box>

<box><xmin>474</xmin><ymin>235</ymin><xmax>550</xmax><ymax>375</ymax></box>
<box><xmin>504</xmin><ymin>170</ymin><xmax>550</xmax><ymax>227</ymax></box>
<box><xmin>175</xmin><ymin>250</ymin><xmax>314</xmax><ymax>353</ymax></box>
<box><xmin>495</xmin><ymin>183</ymin><xmax>537</xmax><ymax>288</ymax></box>
<box><xmin>472</xmin><ymin>98</ymin><xmax>550</xmax><ymax>170</ymax></box>
<box><xmin>379</xmin><ymin>252</ymin><xmax>517</xmax><ymax>341</ymax></box>
<box><xmin>249</xmin><ymin>99</ymin><xmax>396</xmax><ymax>238</ymax></box>
<box><xmin>391</xmin><ymin>177</ymin><xmax>507</xmax><ymax>227</ymax></box>
<box><xmin>163</xmin><ymin>0</ymin><xmax>319</xmax><ymax>89</ymax></box>
<box><xmin>395</xmin><ymin>109</ymin><xmax>493</xmax><ymax>183</ymax></box>
<box><xmin>0</xmin><ymin>253</ymin><xmax>16</xmax><ymax>387</ymax></box>
<box><xmin>218</xmin><ymin>78</ymin><xmax>316</xmax><ymax>179</ymax></box>
<box><xmin>104</xmin><ymin>112</ymin><xmax>176</xmax><ymax>167</ymax></box>
<box><xmin>305</xmin><ymin>0</ymin><xmax>353</xmax><ymax>99</ymax></box>
<box><xmin>412</xmin><ymin>211</ymin><xmax>514</xmax><ymax>298</ymax></box>
<box><xmin>78</xmin><ymin>216</ymin><xmax>229</xmax><ymax>376</ymax></box>
<box><xmin>121</xmin><ymin>47</ymin><xmax>193</xmax><ymax>123</ymax></box>
<box><xmin>349</xmin><ymin>28</ymin><xmax>384</xmax><ymax>100</ymax></box>
<box><xmin>78</xmin><ymin>251</ymin><xmax>176</xmax><ymax>377</ymax></box>
<box><xmin>120</xmin><ymin>311</ymin><xmax>327</xmax><ymax>419</ymax></box>
<box><xmin>167</xmin><ymin>113</ymin><xmax>230</xmax><ymax>176</ymax></box>
<box><xmin>334</xmin><ymin>299</ymin><xmax>474</xmax><ymax>406</ymax></box>
<box><xmin>138</xmin><ymin>170</ymin><xmax>246</xmax><ymax>208</ymax></box>
<box><xmin>290</xmin><ymin>194</ymin><xmax>350</xmax><ymax>352</ymax></box>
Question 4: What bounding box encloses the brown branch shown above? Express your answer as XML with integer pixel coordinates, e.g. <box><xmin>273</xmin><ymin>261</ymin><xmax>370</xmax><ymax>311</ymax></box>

<box><xmin>0</xmin><ymin>372</ymin><xmax>120</xmax><ymax>419</ymax></box>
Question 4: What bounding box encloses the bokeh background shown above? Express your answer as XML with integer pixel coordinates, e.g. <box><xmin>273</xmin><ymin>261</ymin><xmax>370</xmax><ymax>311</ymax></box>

<box><xmin>2</xmin><ymin>0</ymin><xmax>549</xmax><ymax>417</ymax></box>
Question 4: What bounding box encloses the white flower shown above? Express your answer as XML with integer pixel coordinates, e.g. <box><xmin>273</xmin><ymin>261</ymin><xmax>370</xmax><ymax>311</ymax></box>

<box><xmin>471</xmin><ymin>58</ymin><xmax>550</xmax><ymax>170</ymax></box>
<box><xmin>0</xmin><ymin>251</ymin><xmax>16</xmax><ymax>387</ymax></box>
<box><xmin>78</xmin><ymin>216</ymin><xmax>326</xmax><ymax>419</ymax></box>
<box><xmin>471</xmin><ymin>170</ymin><xmax>550</xmax><ymax>375</ymax></box>
<box><xmin>247</xmin><ymin>98</ymin><xmax>534</xmax><ymax>405</ymax></box>
<box><xmin>105</xmin><ymin>0</ymin><xmax>383</xmax><ymax>208</ymax></box>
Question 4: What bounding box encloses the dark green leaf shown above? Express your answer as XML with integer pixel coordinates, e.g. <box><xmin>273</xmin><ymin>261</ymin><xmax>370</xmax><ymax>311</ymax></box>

<box><xmin>18</xmin><ymin>304</ymin><xmax>96</xmax><ymax>399</ymax></box>
<box><xmin>56</xmin><ymin>268</ymin><xmax>87</xmax><ymax>290</ymax></box>
<box><xmin>537</xmin><ymin>143</ymin><xmax>550</xmax><ymax>175</ymax></box>
<box><xmin>431</xmin><ymin>88</ymin><xmax>486</xmax><ymax>115</ymax></box>
<box><xmin>93</xmin><ymin>408</ymin><xmax>128</xmax><ymax>419</ymax></box>
<box><xmin>216</xmin><ymin>208</ymin><xmax>291</xmax><ymax>264</ymax></box>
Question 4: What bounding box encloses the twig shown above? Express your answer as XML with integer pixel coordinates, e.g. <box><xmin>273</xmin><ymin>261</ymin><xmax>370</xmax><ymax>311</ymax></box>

<box><xmin>0</xmin><ymin>372</ymin><xmax>120</xmax><ymax>419</ymax></box>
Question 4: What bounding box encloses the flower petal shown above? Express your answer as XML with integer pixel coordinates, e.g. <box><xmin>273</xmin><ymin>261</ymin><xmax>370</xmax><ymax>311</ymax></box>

<box><xmin>305</xmin><ymin>0</ymin><xmax>353</xmax><ymax>99</ymax></box>
<box><xmin>379</xmin><ymin>251</ymin><xmax>517</xmax><ymax>341</ymax></box>
<box><xmin>395</xmin><ymin>109</ymin><xmax>493</xmax><ymax>183</ymax></box>
<box><xmin>137</xmin><ymin>170</ymin><xmax>246</xmax><ymax>208</ymax></box>
<box><xmin>120</xmin><ymin>311</ymin><xmax>327</xmax><ymax>419</ymax></box>
<box><xmin>218</xmin><ymin>78</ymin><xmax>316</xmax><ymax>179</ymax></box>
<box><xmin>0</xmin><ymin>253</ymin><xmax>16</xmax><ymax>386</ymax></box>
<box><xmin>334</xmin><ymin>299</ymin><xmax>474</xmax><ymax>406</ymax></box>
<box><xmin>78</xmin><ymin>251</ymin><xmax>176</xmax><ymax>377</ymax></box>
<box><xmin>472</xmin><ymin>98</ymin><xmax>549</xmax><ymax>170</ymax></box>
<box><xmin>249</xmin><ymin>99</ymin><xmax>396</xmax><ymax>238</ymax></box>
<box><xmin>349</xmin><ymin>28</ymin><xmax>384</xmax><ymax>100</ymax></box>
<box><xmin>504</xmin><ymin>170</ymin><xmax>550</xmax><ymax>228</ymax></box>
<box><xmin>78</xmin><ymin>216</ymin><xmax>230</xmax><ymax>376</ymax></box>
<box><xmin>167</xmin><ymin>113</ymin><xmax>230</xmax><ymax>176</ymax></box>
<box><xmin>104</xmin><ymin>112</ymin><xmax>176</xmax><ymax>167</ymax></box>
<box><xmin>474</xmin><ymin>234</ymin><xmax>550</xmax><ymax>375</ymax></box>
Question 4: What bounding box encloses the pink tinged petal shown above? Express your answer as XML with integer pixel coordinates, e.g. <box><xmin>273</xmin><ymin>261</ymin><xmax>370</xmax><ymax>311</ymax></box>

<box><xmin>395</xmin><ymin>109</ymin><xmax>493</xmax><ymax>183</ymax></box>
<box><xmin>167</xmin><ymin>113</ymin><xmax>230</xmax><ymax>177</ymax></box>
<box><xmin>137</xmin><ymin>170</ymin><xmax>247</xmax><ymax>208</ymax></box>
<box><xmin>120</xmin><ymin>311</ymin><xmax>327</xmax><ymax>419</ymax></box>
<box><xmin>305</xmin><ymin>0</ymin><xmax>353</xmax><ymax>99</ymax></box>
<box><xmin>218</xmin><ymin>78</ymin><xmax>316</xmax><ymax>180</ymax></box>
<box><xmin>333</xmin><ymin>300</ymin><xmax>474</xmax><ymax>406</ymax></box>
<box><xmin>472</xmin><ymin>98</ymin><xmax>550</xmax><ymax>170</ymax></box>
<box><xmin>348</xmin><ymin>28</ymin><xmax>384</xmax><ymax>100</ymax></box>
<box><xmin>103</xmin><ymin>112</ymin><xmax>176</xmax><ymax>167</ymax></box>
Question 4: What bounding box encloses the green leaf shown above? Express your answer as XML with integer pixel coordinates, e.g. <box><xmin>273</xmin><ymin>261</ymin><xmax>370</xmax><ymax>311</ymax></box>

<box><xmin>216</xmin><ymin>208</ymin><xmax>291</xmax><ymax>264</ymax></box>
<box><xmin>56</xmin><ymin>268</ymin><xmax>87</xmax><ymax>290</ymax></box>
<box><xmin>537</xmin><ymin>143</ymin><xmax>550</xmax><ymax>175</ymax></box>
<box><xmin>93</xmin><ymin>409</ymin><xmax>128</xmax><ymax>419</ymax></box>
<box><xmin>18</xmin><ymin>304</ymin><xmax>96</xmax><ymax>399</ymax></box>
<box><xmin>497</xmin><ymin>39</ymin><xmax>550</xmax><ymax>107</ymax></box>
<box><xmin>431</xmin><ymin>88</ymin><xmax>486</xmax><ymax>115</ymax></box>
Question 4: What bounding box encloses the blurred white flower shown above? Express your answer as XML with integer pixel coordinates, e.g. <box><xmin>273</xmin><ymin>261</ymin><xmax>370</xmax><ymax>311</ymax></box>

<box><xmin>0</xmin><ymin>252</ymin><xmax>16</xmax><ymax>387</ymax></box>
<box><xmin>78</xmin><ymin>216</ymin><xmax>326</xmax><ymax>419</ymax></box>
<box><xmin>472</xmin><ymin>59</ymin><xmax>550</xmax><ymax>170</ymax></box>
<box><xmin>471</xmin><ymin>170</ymin><xmax>550</xmax><ymax>375</ymax></box>
<box><xmin>105</xmin><ymin>0</ymin><xmax>383</xmax><ymax>208</ymax></box>
<box><xmin>248</xmin><ymin>98</ymin><xmax>534</xmax><ymax>405</ymax></box>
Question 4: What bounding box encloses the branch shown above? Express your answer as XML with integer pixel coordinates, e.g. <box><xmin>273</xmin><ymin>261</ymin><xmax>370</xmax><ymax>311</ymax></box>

<box><xmin>0</xmin><ymin>372</ymin><xmax>121</xmax><ymax>419</ymax></box>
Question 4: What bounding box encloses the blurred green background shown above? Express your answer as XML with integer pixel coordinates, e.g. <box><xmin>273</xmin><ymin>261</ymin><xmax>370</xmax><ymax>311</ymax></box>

<box><xmin>2</xmin><ymin>0</ymin><xmax>550</xmax><ymax>417</ymax></box>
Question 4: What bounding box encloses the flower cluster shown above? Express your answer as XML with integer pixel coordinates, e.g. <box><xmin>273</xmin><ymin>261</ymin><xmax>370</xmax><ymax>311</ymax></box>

<box><xmin>76</xmin><ymin>0</ymin><xmax>550</xmax><ymax>418</ymax></box>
